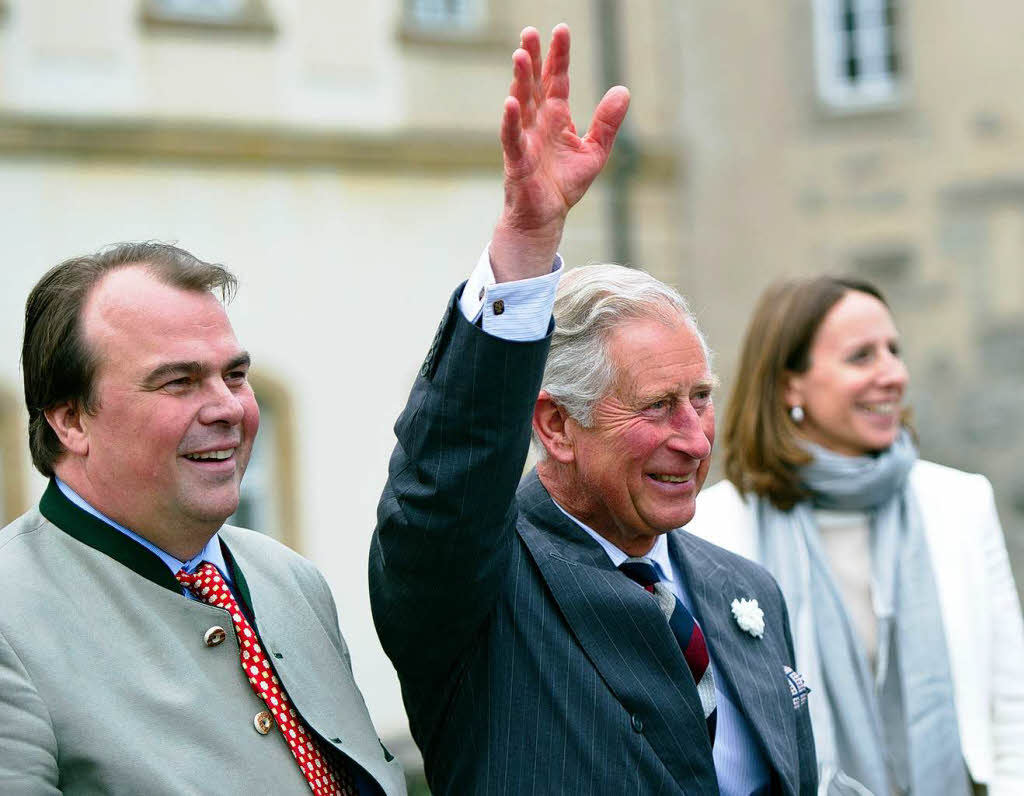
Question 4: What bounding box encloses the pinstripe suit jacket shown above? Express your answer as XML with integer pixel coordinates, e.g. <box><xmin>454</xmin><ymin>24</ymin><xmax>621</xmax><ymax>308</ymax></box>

<box><xmin>370</xmin><ymin>290</ymin><xmax>817</xmax><ymax>795</ymax></box>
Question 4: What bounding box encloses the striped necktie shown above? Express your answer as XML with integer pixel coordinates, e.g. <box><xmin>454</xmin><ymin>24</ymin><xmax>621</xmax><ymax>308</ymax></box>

<box><xmin>619</xmin><ymin>557</ymin><xmax>717</xmax><ymax>743</ymax></box>
<box><xmin>177</xmin><ymin>562</ymin><xmax>358</xmax><ymax>795</ymax></box>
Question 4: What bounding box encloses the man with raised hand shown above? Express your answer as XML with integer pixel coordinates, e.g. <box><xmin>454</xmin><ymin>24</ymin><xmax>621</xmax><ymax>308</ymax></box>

<box><xmin>371</xmin><ymin>23</ymin><xmax>817</xmax><ymax>796</ymax></box>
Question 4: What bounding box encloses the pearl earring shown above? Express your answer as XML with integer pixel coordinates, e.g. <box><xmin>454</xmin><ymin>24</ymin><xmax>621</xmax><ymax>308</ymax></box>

<box><xmin>789</xmin><ymin>405</ymin><xmax>804</xmax><ymax>423</ymax></box>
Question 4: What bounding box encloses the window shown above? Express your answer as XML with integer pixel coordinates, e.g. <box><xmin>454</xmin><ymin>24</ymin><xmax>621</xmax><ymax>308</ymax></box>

<box><xmin>227</xmin><ymin>374</ymin><xmax>299</xmax><ymax>551</ymax></box>
<box><xmin>229</xmin><ymin>403</ymin><xmax>278</xmax><ymax>537</ymax></box>
<box><xmin>405</xmin><ymin>0</ymin><xmax>486</xmax><ymax>33</ymax></box>
<box><xmin>141</xmin><ymin>0</ymin><xmax>274</xmax><ymax>34</ymax></box>
<box><xmin>399</xmin><ymin>0</ymin><xmax>508</xmax><ymax>50</ymax></box>
<box><xmin>151</xmin><ymin>0</ymin><xmax>246</xmax><ymax>19</ymax></box>
<box><xmin>813</xmin><ymin>0</ymin><xmax>901</xmax><ymax>110</ymax></box>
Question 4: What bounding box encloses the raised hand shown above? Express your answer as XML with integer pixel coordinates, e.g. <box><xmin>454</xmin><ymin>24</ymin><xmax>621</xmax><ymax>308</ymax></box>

<box><xmin>490</xmin><ymin>24</ymin><xmax>630</xmax><ymax>282</ymax></box>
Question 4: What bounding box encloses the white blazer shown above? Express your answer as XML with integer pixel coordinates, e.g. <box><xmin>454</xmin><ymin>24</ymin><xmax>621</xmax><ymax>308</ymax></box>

<box><xmin>687</xmin><ymin>461</ymin><xmax>1024</xmax><ymax>796</ymax></box>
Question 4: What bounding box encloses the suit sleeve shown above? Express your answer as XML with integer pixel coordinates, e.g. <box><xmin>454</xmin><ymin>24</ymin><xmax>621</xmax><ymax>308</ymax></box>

<box><xmin>369</xmin><ymin>287</ymin><xmax>551</xmax><ymax>693</ymax></box>
<box><xmin>977</xmin><ymin>477</ymin><xmax>1024</xmax><ymax>795</ymax></box>
<box><xmin>0</xmin><ymin>629</ymin><xmax>61</xmax><ymax>795</ymax></box>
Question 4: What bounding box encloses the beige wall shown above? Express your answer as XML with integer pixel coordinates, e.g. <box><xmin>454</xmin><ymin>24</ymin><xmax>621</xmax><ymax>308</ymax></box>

<box><xmin>677</xmin><ymin>0</ymin><xmax>1024</xmax><ymax>600</ymax></box>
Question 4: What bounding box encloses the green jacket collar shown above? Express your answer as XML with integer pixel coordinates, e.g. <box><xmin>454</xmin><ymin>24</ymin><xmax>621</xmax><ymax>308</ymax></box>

<box><xmin>39</xmin><ymin>480</ymin><xmax>255</xmax><ymax>614</ymax></box>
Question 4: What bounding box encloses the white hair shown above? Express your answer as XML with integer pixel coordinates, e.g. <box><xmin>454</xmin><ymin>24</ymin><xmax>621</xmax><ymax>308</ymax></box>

<box><xmin>533</xmin><ymin>263</ymin><xmax>712</xmax><ymax>454</ymax></box>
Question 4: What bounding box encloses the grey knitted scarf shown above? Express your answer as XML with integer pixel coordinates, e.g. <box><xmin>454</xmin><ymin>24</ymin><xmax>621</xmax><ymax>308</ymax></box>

<box><xmin>755</xmin><ymin>431</ymin><xmax>970</xmax><ymax>795</ymax></box>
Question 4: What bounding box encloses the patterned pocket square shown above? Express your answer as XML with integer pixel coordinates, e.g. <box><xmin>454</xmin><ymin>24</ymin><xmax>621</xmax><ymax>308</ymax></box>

<box><xmin>783</xmin><ymin>665</ymin><xmax>811</xmax><ymax>710</ymax></box>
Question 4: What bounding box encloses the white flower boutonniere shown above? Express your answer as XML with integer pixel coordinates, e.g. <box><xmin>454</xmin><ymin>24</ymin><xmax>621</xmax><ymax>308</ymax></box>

<box><xmin>731</xmin><ymin>598</ymin><xmax>765</xmax><ymax>638</ymax></box>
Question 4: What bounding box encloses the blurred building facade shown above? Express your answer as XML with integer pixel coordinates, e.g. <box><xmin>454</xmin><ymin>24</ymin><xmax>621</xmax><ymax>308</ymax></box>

<box><xmin>675</xmin><ymin>0</ymin><xmax>1024</xmax><ymax>605</ymax></box>
<box><xmin>1</xmin><ymin>0</ymin><xmax>1022</xmax><ymax>787</ymax></box>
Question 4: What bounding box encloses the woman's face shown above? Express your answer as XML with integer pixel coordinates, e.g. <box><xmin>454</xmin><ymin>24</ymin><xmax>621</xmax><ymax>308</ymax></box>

<box><xmin>785</xmin><ymin>290</ymin><xmax>908</xmax><ymax>457</ymax></box>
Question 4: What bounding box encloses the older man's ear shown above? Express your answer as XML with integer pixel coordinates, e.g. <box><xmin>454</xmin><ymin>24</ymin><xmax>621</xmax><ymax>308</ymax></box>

<box><xmin>533</xmin><ymin>391</ymin><xmax>576</xmax><ymax>464</ymax></box>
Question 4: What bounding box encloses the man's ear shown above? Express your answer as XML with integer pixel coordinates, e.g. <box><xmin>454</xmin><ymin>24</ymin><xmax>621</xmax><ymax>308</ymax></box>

<box><xmin>44</xmin><ymin>402</ymin><xmax>89</xmax><ymax>457</ymax></box>
<box><xmin>533</xmin><ymin>391</ymin><xmax>576</xmax><ymax>464</ymax></box>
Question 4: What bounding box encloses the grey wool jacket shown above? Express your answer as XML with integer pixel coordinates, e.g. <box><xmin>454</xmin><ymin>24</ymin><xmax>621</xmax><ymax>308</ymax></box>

<box><xmin>0</xmin><ymin>480</ymin><xmax>406</xmax><ymax>796</ymax></box>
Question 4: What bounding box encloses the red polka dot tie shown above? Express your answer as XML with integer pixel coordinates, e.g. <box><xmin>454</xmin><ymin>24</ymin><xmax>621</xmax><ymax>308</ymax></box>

<box><xmin>177</xmin><ymin>562</ymin><xmax>357</xmax><ymax>795</ymax></box>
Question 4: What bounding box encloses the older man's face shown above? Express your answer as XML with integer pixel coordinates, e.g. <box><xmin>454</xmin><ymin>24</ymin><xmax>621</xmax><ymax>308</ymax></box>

<box><xmin>566</xmin><ymin>316</ymin><xmax>715</xmax><ymax>554</ymax></box>
<box><xmin>75</xmin><ymin>266</ymin><xmax>259</xmax><ymax>538</ymax></box>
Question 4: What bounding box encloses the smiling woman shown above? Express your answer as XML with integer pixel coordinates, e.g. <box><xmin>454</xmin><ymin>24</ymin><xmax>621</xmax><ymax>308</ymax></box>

<box><xmin>686</xmin><ymin>275</ymin><xmax>1024</xmax><ymax>795</ymax></box>
<box><xmin>783</xmin><ymin>289</ymin><xmax>907</xmax><ymax>458</ymax></box>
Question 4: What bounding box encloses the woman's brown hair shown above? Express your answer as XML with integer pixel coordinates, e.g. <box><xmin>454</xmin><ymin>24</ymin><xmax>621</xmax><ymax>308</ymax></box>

<box><xmin>721</xmin><ymin>275</ymin><xmax>892</xmax><ymax>510</ymax></box>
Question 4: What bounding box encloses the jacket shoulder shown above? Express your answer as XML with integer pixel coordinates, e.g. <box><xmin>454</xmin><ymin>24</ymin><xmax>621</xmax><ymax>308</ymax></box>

<box><xmin>910</xmin><ymin>459</ymin><xmax>991</xmax><ymax>495</ymax></box>
<box><xmin>693</xmin><ymin>478</ymin><xmax>750</xmax><ymax>516</ymax></box>
<box><xmin>220</xmin><ymin>523</ymin><xmax>302</xmax><ymax>554</ymax></box>
<box><xmin>0</xmin><ymin>508</ymin><xmax>59</xmax><ymax>569</ymax></box>
<box><xmin>0</xmin><ymin>506</ymin><xmax>48</xmax><ymax>541</ymax></box>
<box><xmin>674</xmin><ymin>526</ymin><xmax>780</xmax><ymax>595</ymax></box>
<box><xmin>687</xmin><ymin>479</ymin><xmax>760</xmax><ymax>560</ymax></box>
<box><xmin>218</xmin><ymin>526</ymin><xmax>344</xmax><ymax>648</ymax></box>
<box><xmin>219</xmin><ymin>525</ymin><xmax>320</xmax><ymax>577</ymax></box>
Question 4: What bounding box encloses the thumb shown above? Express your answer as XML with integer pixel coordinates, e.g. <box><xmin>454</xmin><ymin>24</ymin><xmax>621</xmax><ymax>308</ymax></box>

<box><xmin>582</xmin><ymin>86</ymin><xmax>630</xmax><ymax>156</ymax></box>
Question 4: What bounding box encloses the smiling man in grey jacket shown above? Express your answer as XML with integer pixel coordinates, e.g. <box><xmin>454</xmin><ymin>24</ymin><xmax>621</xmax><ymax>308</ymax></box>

<box><xmin>0</xmin><ymin>243</ymin><xmax>405</xmax><ymax>795</ymax></box>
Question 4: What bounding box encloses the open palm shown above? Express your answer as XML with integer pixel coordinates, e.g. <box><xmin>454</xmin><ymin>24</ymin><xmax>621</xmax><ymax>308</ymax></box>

<box><xmin>492</xmin><ymin>25</ymin><xmax>630</xmax><ymax>281</ymax></box>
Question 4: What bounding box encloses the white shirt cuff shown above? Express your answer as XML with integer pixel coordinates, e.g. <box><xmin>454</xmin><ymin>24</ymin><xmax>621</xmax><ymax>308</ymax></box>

<box><xmin>458</xmin><ymin>245</ymin><xmax>562</xmax><ymax>342</ymax></box>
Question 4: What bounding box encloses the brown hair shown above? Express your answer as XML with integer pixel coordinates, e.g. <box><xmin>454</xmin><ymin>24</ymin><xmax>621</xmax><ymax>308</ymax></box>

<box><xmin>22</xmin><ymin>242</ymin><xmax>237</xmax><ymax>477</ymax></box>
<box><xmin>722</xmin><ymin>275</ymin><xmax>896</xmax><ymax>510</ymax></box>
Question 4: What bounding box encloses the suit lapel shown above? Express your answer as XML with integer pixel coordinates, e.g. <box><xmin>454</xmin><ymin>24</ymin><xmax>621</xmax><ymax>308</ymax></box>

<box><xmin>670</xmin><ymin>531</ymin><xmax>799</xmax><ymax>793</ymax></box>
<box><xmin>516</xmin><ymin>472</ymin><xmax>718</xmax><ymax>792</ymax></box>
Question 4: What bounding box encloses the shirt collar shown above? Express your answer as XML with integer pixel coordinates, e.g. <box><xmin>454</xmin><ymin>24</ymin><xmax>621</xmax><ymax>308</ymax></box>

<box><xmin>54</xmin><ymin>477</ymin><xmax>230</xmax><ymax>581</ymax></box>
<box><xmin>552</xmin><ymin>499</ymin><xmax>675</xmax><ymax>583</ymax></box>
